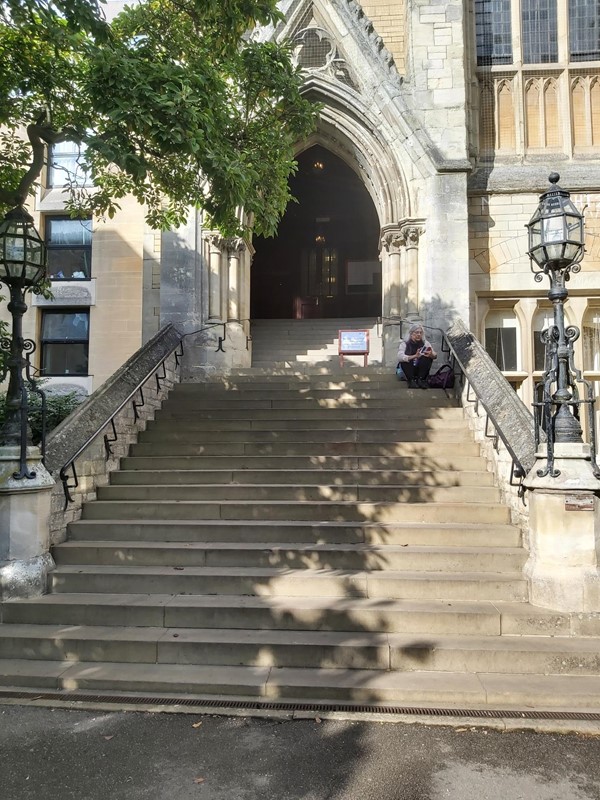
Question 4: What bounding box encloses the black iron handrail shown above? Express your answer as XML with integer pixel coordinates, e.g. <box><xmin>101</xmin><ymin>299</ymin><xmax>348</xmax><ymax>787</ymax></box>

<box><xmin>384</xmin><ymin>315</ymin><xmax>538</xmax><ymax>486</ymax></box>
<box><xmin>50</xmin><ymin>317</ymin><xmax>252</xmax><ymax>509</ymax></box>
<box><xmin>47</xmin><ymin>324</ymin><xmax>184</xmax><ymax>508</ymax></box>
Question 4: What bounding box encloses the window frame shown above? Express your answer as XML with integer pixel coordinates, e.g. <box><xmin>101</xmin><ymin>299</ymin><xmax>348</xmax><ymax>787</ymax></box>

<box><xmin>40</xmin><ymin>309</ymin><xmax>90</xmax><ymax>377</ymax></box>
<box><xmin>47</xmin><ymin>141</ymin><xmax>90</xmax><ymax>189</ymax></box>
<box><xmin>44</xmin><ymin>215</ymin><xmax>93</xmax><ymax>281</ymax></box>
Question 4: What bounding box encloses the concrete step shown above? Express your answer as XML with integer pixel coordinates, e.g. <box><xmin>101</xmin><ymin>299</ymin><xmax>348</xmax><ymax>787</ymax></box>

<box><xmin>95</xmin><ymin>484</ymin><xmax>502</xmax><ymax>505</ymax></box>
<box><xmin>120</xmin><ymin>454</ymin><xmax>489</xmax><ymax>471</ymax></box>
<box><xmin>5</xmin><ymin>595</ymin><xmax>555</xmax><ymax>635</ymax></box>
<box><xmin>80</xmin><ymin>500</ymin><xmax>511</xmax><ymax>524</ymax></box>
<box><xmin>52</xmin><ymin>542</ymin><xmax>525</xmax><ymax>572</ymax></box>
<box><xmin>48</xmin><ymin>566</ymin><xmax>527</xmax><ymax>601</ymax></box>
<box><xmin>66</xmin><ymin>520</ymin><xmax>522</xmax><ymax>547</ymax></box>
<box><xmin>128</xmin><ymin>441</ymin><xmax>483</xmax><ymax>458</ymax></box>
<box><xmin>1</xmin><ymin>660</ymin><xmax>599</xmax><ymax>709</ymax></box>
<box><xmin>2</xmin><ymin>624</ymin><xmax>600</xmax><ymax>674</ymax></box>
<box><xmin>110</xmin><ymin>469</ymin><xmax>495</xmax><ymax>488</ymax></box>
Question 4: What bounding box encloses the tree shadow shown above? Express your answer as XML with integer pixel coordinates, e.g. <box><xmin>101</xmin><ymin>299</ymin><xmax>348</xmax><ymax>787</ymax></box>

<box><xmin>0</xmin><ymin>360</ymin><xmax>524</xmax><ymax>800</ymax></box>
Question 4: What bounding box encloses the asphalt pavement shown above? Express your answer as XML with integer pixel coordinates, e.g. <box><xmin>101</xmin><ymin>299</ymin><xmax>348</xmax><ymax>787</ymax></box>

<box><xmin>2</xmin><ymin>705</ymin><xmax>599</xmax><ymax>800</ymax></box>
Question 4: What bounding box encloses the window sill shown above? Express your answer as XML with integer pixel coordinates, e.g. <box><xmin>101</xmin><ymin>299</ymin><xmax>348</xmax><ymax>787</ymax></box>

<box><xmin>32</xmin><ymin>279</ymin><xmax>96</xmax><ymax>307</ymax></box>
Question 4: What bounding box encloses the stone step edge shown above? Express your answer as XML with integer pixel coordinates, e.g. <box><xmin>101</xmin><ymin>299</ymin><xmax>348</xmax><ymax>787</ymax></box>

<box><xmin>3</xmin><ymin>625</ymin><xmax>600</xmax><ymax>655</ymax></box>
<box><xmin>4</xmin><ymin>595</ymin><xmax>574</xmax><ymax>633</ymax></box>
<box><xmin>49</xmin><ymin>566</ymin><xmax>526</xmax><ymax>582</ymax></box>
<box><xmin>67</xmin><ymin>519</ymin><xmax>517</xmax><ymax>530</ymax></box>
<box><xmin>53</xmin><ymin>542</ymin><xmax>525</xmax><ymax>555</ymax></box>
<box><xmin>1</xmin><ymin>661</ymin><xmax>600</xmax><ymax>711</ymax></box>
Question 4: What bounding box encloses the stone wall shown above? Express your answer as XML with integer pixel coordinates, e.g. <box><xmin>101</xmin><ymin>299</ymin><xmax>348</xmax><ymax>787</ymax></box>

<box><xmin>361</xmin><ymin>0</ymin><xmax>406</xmax><ymax>72</ymax></box>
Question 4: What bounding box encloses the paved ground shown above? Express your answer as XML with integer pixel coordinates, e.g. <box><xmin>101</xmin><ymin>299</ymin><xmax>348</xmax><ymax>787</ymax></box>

<box><xmin>2</xmin><ymin>705</ymin><xmax>600</xmax><ymax>800</ymax></box>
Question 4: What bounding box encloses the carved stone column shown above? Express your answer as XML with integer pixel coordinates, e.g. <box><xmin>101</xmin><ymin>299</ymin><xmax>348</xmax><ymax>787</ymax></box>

<box><xmin>204</xmin><ymin>233</ymin><xmax>225</xmax><ymax>322</ymax></box>
<box><xmin>399</xmin><ymin>223</ymin><xmax>423</xmax><ymax>320</ymax></box>
<box><xmin>225</xmin><ymin>237</ymin><xmax>246</xmax><ymax>322</ymax></box>
<box><xmin>380</xmin><ymin>228</ymin><xmax>402</xmax><ymax>320</ymax></box>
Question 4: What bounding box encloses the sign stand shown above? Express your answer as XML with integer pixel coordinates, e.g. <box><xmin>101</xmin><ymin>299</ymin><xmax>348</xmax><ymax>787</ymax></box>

<box><xmin>338</xmin><ymin>329</ymin><xmax>370</xmax><ymax>367</ymax></box>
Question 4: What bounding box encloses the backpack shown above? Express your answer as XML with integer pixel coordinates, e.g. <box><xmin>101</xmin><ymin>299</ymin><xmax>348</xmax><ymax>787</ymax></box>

<box><xmin>427</xmin><ymin>363</ymin><xmax>455</xmax><ymax>390</ymax></box>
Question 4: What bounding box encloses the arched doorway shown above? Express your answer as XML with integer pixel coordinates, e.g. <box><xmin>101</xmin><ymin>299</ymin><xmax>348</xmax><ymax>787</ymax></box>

<box><xmin>251</xmin><ymin>145</ymin><xmax>381</xmax><ymax>319</ymax></box>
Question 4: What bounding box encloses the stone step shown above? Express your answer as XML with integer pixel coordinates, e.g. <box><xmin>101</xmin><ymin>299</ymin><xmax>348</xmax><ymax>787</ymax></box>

<box><xmin>96</xmin><ymin>484</ymin><xmax>501</xmax><ymax>504</ymax></box>
<box><xmin>137</xmin><ymin>429</ymin><xmax>472</xmax><ymax>445</ymax></box>
<box><xmin>2</xmin><ymin>625</ymin><xmax>599</xmax><ymax>674</ymax></box>
<box><xmin>154</xmin><ymin>407</ymin><xmax>462</xmax><ymax>421</ymax></box>
<box><xmin>175</xmin><ymin>379</ymin><xmax>413</xmax><ymax>392</ymax></box>
<box><xmin>120</xmin><ymin>454</ymin><xmax>489</xmax><ymax>471</ymax></box>
<box><xmin>52</xmin><ymin>542</ymin><xmax>525</xmax><ymax>572</ymax></box>
<box><xmin>66</xmin><ymin>520</ymin><xmax>522</xmax><ymax>546</ymax></box>
<box><xmin>48</xmin><ymin>566</ymin><xmax>527</xmax><ymax>601</ymax></box>
<box><xmin>80</xmin><ymin>500</ymin><xmax>511</xmax><ymax>524</ymax></box>
<box><xmin>147</xmin><ymin>416</ymin><xmax>466</xmax><ymax>431</ymax></box>
<box><xmin>4</xmin><ymin>595</ymin><xmax>550</xmax><ymax>635</ymax></box>
<box><xmin>110</xmin><ymin>469</ymin><xmax>495</xmax><ymax>488</ymax></box>
<box><xmin>164</xmin><ymin>393</ymin><xmax>453</xmax><ymax>408</ymax></box>
<box><xmin>1</xmin><ymin>660</ymin><xmax>598</xmax><ymax>709</ymax></box>
<box><xmin>128</xmin><ymin>441</ymin><xmax>482</xmax><ymax>458</ymax></box>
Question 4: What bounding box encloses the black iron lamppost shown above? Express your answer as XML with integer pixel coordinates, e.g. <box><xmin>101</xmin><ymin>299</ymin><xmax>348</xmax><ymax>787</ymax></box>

<box><xmin>0</xmin><ymin>205</ymin><xmax>47</xmax><ymax>478</ymax></box>
<box><xmin>526</xmin><ymin>172</ymin><xmax>599</xmax><ymax>478</ymax></box>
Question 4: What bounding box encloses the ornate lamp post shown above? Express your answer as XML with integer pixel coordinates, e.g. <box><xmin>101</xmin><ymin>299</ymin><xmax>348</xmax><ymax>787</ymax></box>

<box><xmin>0</xmin><ymin>205</ymin><xmax>47</xmax><ymax>478</ymax></box>
<box><xmin>526</xmin><ymin>172</ymin><xmax>599</xmax><ymax>478</ymax></box>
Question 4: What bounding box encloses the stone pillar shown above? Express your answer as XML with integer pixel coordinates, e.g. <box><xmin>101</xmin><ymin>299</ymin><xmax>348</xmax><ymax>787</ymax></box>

<box><xmin>380</xmin><ymin>227</ymin><xmax>402</xmax><ymax>366</ymax></box>
<box><xmin>226</xmin><ymin>237</ymin><xmax>245</xmax><ymax>322</ymax></box>
<box><xmin>400</xmin><ymin>223</ymin><xmax>422</xmax><ymax>320</ymax></box>
<box><xmin>523</xmin><ymin>443</ymin><xmax>600</xmax><ymax>612</ymax></box>
<box><xmin>0</xmin><ymin>446</ymin><xmax>55</xmax><ymax>600</ymax></box>
<box><xmin>205</xmin><ymin>233</ymin><xmax>225</xmax><ymax>322</ymax></box>
<box><xmin>380</xmin><ymin>227</ymin><xmax>402</xmax><ymax>320</ymax></box>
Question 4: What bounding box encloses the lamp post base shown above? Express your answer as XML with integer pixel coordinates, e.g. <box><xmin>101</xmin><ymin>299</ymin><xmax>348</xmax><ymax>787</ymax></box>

<box><xmin>524</xmin><ymin>442</ymin><xmax>600</xmax><ymax>612</ymax></box>
<box><xmin>0</xmin><ymin>445</ymin><xmax>55</xmax><ymax>600</ymax></box>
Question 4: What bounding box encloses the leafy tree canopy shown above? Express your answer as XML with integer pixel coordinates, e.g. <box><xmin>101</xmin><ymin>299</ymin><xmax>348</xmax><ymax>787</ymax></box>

<box><xmin>0</xmin><ymin>0</ymin><xmax>317</xmax><ymax>236</ymax></box>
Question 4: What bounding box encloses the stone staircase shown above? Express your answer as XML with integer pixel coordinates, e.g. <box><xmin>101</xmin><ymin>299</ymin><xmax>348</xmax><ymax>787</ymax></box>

<box><xmin>1</xmin><ymin>367</ymin><xmax>600</xmax><ymax>710</ymax></box>
<box><xmin>251</xmin><ymin>317</ymin><xmax>382</xmax><ymax>367</ymax></box>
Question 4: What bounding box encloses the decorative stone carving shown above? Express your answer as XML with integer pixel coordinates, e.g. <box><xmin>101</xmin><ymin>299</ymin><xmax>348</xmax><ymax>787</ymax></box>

<box><xmin>401</xmin><ymin>225</ymin><xmax>422</xmax><ymax>250</ymax></box>
<box><xmin>292</xmin><ymin>27</ymin><xmax>357</xmax><ymax>89</ymax></box>
<box><xmin>225</xmin><ymin>237</ymin><xmax>246</xmax><ymax>254</ymax></box>
<box><xmin>203</xmin><ymin>233</ymin><xmax>226</xmax><ymax>253</ymax></box>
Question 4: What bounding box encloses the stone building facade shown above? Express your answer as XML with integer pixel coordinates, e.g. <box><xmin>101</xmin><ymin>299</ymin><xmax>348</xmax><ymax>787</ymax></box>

<box><xmin>15</xmin><ymin>1</ymin><xmax>600</xmax><ymax>416</ymax></box>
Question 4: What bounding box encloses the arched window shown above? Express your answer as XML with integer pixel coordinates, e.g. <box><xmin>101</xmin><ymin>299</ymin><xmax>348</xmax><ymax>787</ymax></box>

<box><xmin>485</xmin><ymin>310</ymin><xmax>520</xmax><ymax>371</ymax></box>
<box><xmin>583</xmin><ymin>307</ymin><xmax>600</xmax><ymax>371</ymax></box>
<box><xmin>532</xmin><ymin>308</ymin><xmax>554</xmax><ymax>371</ymax></box>
<box><xmin>497</xmin><ymin>81</ymin><xmax>516</xmax><ymax>151</ymax></box>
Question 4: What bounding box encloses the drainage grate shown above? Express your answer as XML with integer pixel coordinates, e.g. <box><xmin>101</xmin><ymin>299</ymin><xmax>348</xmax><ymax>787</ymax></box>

<box><xmin>1</xmin><ymin>689</ymin><xmax>599</xmax><ymax>721</ymax></box>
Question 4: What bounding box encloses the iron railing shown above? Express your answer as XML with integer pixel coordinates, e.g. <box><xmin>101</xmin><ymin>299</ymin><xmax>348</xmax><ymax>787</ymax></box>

<box><xmin>383</xmin><ymin>315</ymin><xmax>538</xmax><ymax>490</ymax></box>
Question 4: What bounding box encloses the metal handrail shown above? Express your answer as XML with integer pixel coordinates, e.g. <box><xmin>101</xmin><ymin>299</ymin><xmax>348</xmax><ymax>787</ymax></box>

<box><xmin>51</xmin><ymin>317</ymin><xmax>252</xmax><ymax>508</ymax></box>
<box><xmin>384</xmin><ymin>315</ymin><xmax>537</xmax><ymax>482</ymax></box>
<box><xmin>48</xmin><ymin>324</ymin><xmax>183</xmax><ymax>508</ymax></box>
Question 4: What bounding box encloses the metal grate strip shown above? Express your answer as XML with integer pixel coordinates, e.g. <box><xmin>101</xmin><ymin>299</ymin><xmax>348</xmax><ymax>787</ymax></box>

<box><xmin>1</xmin><ymin>689</ymin><xmax>599</xmax><ymax>721</ymax></box>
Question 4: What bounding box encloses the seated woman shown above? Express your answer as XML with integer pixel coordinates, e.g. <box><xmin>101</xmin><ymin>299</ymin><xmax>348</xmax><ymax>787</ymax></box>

<box><xmin>397</xmin><ymin>324</ymin><xmax>437</xmax><ymax>389</ymax></box>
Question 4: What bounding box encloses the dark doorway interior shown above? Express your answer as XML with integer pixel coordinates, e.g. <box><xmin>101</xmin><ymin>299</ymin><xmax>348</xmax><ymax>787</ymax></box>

<box><xmin>251</xmin><ymin>146</ymin><xmax>381</xmax><ymax>319</ymax></box>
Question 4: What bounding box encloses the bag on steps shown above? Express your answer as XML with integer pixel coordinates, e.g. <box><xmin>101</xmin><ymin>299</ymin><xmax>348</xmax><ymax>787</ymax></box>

<box><xmin>427</xmin><ymin>364</ymin><xmax>455</xmax><ymax>390</ymax></box>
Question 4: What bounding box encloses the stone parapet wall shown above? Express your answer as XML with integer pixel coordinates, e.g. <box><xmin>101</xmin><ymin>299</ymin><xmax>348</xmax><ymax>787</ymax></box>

<box><xmin>45</xmin><ymin>325</ymin><xmax>182</xmax><ymax>545</ymax></box>
<box><xmin>459</xmin><ymin>380</ymin><xmax>530</xmax><ymax>544</ymax></box>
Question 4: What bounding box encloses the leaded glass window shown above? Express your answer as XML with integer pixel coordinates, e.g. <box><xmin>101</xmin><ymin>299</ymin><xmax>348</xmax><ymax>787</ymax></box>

<box><xmin>522</xmin><ymin>0</ymin><xmax>558</xmax><ymax>63</ymax></box>
<box><xmin>476</xmin><ymin>0</ymin><xmax>513</xmax><ymax>65</ymax></box>
<box><xmin>570</xmin><ymin>0</ymin><xmax>600</xmax><ymax>61</ymax></box>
